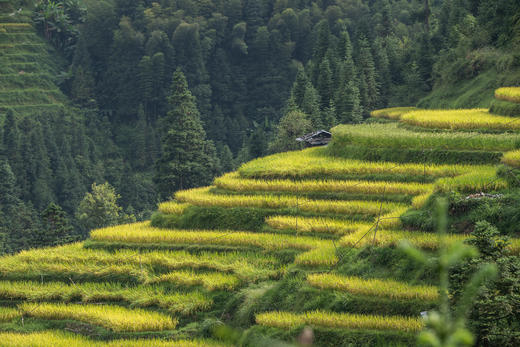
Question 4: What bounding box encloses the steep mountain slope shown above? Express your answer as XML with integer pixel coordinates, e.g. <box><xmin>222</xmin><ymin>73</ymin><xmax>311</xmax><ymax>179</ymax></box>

<box><xmin>0</xmin><ymin>87</ymin><xmax>519</xmax><ymax>346</ymax></box>
<box><xmin>0</xmin><ymin>4</ymin><xmax>68</xmax><ymax>115</ymax></box>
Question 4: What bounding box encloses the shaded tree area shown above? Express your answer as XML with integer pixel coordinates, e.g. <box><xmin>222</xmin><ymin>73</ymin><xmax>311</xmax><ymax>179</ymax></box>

<box><xmin>1</xmin><ymin>0</ymin><xmax>519</xmax><ymax>254</ymax></box>
<box><xmin>68</xmin><ymin>0</ymin><xmax>450</xmax><ymax>160</ymax></box>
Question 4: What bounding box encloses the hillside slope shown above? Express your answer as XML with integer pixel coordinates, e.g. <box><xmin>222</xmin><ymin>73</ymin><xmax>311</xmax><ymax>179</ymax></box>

<box><xmin>0</xmin><ymin>88</ymin><xmax>519</xmax><ymax>346</ymax></box>
<box><xmin>0</xmin><ymin>4</ymin><xmax>68</xmax><ymax>116</ymax></box>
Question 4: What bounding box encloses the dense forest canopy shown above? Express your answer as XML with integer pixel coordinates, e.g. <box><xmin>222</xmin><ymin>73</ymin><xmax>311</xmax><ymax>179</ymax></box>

<box><xmin>0</xmin><ymin>0</ymin><xmax>519</xmax><ymax>252</ymax></box>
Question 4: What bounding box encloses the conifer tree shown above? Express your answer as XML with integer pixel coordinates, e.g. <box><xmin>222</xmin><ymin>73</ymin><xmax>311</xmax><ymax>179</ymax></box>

<box><xmin>357</xmin><ymin>36</ymin><xmax>380</xmax><ymax>116</ymax></box>
<box><xmin>301</xmin><ymin>83</ymin><xmax>323</xmax><ymax>129</ymax></box>
<box><xmin>335</xmin><ymin>80</ymin><xmax>362</xmax><ymax>123</ymax></box>
<box><xmin>291</xmin><ymin>67</ymin><xmax>310</xmax><ymax>107</ymax></box>
<box><xmin>154</xmin><ymin>69</ymin><xmax>218</xmax><ymax>199</ymax></box>
<box><xmin>41</xmin><ymin>203</ymin><xmax>76</xmax><ymax>246</ymax></box>
<box><xmin>218</xmin><ymin>144</ymin><xmax>234</xmax><ymax>173</ymax></box>
<box><xmin>322</xmin><ymin>100</ymin><xmax>337</xmax><ymax>129</ymax></box>
<box><xmin>71</xmin><ymin>35</ymin><xmax>95</xmax><ymax>106</ymax></box>
<box><xmin>317</xmin><ymin>57</ymin><xmax>333</xmax><ymax>109</ymax></box>
<box><xmin>337</xmin><ymin>30</ymin><xmax>356</xmax><ymax>84</ymax></box>
<box><xmin>3</xmin><ymin>110</ymin><xmax>21</xmax><ymax>179</ymax></box>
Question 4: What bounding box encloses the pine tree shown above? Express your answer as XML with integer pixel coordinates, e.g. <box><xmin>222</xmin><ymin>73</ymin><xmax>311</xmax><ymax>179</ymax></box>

<box><xmin>291</xmin><ymin>67</ymin><xmax>310</xmax><ymax>107</ymax></box>
<box><xmin>322</xmin><ymin>100</ymin><xmax>337</xmax><ymax>129</ymax></box>
<box><xmin>249</xmin><ymin>126</ymin><xmax>268</xmax><ymax>159</ymax></box>
<box><xmin>301</xmin><ymin>83</ymin><xmax>323</xmax><ymax>129</ymax></box>
<box><xmin>218</xmin><ymin>143</ymin><xmax>234</xmax><ymax>173</ymax></box>
<box><xmin>71</xmin><ymin>35</ymin><xmax>95</xmax><ymax>106</ymax></box>
<box><xmin>154</xmin><ymin>69</ymin><xmax>218</xmax><ymax>200</ymax></box>
<box><xmin>373</xmin><ymin>38</ymin><xmax>391</xmax><ymax>108</ymax></box>
<box><xmin>41</xmin><ymin>203</ymin><xmax>76</xmax><ymax>246</ymax></box>
<box><xmin>336</xmin><ymin>30</ymin><xmax>356</xmax><ymax>85</ymax></box>
<box><xmin>132</xmin><ymin>105</ymin><xmax>147</xmax><ymax>170</ymax></box>
<box><xmin>316</xmin><ymin>57</ymin><xmax>333</xmax><ymax>109</ymax></box>
<box><xmin>335</xmin><ymin>80</ymin><xmax>362</xmax><ymax>123</ymax></box>
<box><xmin>3</xmin><ymin>110</ymin><xmax>21</xmax><ymax>180</ymax></box>
<box><xmin>357</xmin><ymin>36</ymin><xmax>380</xmax><ymax>116</ymax></box>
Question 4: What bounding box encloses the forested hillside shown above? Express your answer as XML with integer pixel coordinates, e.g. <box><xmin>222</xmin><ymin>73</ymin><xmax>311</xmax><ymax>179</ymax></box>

<box><xmin>1</xmin><ymin>0</ymin><xmax>520</xmax><ymax>251</ymax></box>
<box><xmin>1</xmin><ymin>0</ymin><xmax>520</xmax><ymax>345</ymax></box>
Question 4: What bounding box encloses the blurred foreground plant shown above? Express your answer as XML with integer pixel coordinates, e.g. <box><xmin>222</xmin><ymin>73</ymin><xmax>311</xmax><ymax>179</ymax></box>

<box><xmin>400</xmin><ymin>198</ymin><xmax>497</xmax><ymax>347</ymax></box>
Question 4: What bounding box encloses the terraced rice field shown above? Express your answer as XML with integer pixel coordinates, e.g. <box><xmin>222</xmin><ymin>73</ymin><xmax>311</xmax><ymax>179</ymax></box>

<box><xmin>256</xmin><ymin>310</ymin><xmax>424</xmax><ymax>332</ymax></box>
<box><xmin>20</xmin><ymin>302</ymin><xmax>177</xmax><ymax>332</ymax></box>
<box><xmin>495</xmin><ymin>87</ymin><xmax>520</xmax><ymax>103</ymax></box>
<box><xmin>1</xmin><ymin>86</ymin><xmax>519</xmax><ymax>345</ymax></box>
<box><xmin>0</xmin><ymin>331</ymin><xmax>224</xmax><ymax>347</ymax></box>
<box><xmin>0</xmin><ymin>20</ymin><xmax>67</xmax><ymax>115</ymax></box>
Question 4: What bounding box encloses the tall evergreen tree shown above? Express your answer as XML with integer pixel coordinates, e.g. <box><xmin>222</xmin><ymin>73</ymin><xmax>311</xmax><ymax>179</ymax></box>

<box><xmin>357</xmin><ymin>36</ymin><xmax>380</xmax><ymax>116</ymax></box>
<box><xmin>2</xmin><ymin>110</ymin><xmax>21</xmax><ymax>180</ymax></box>
<box><xmin>316</xmin><ymin>57</ymin><xmax>333</xmax><ymax>109</ymax></box>
<box><xmin>301</xmin><ymin>83</ymin><xmax>323</xmax><ymax>129</ymax></box>
<box><xmin>291</xmin><ymin>67</ymin><xmax>310</xmax><ymax>107</ymax></box>
<box><xmin>154</xmin><ymin>69</ymin><xmax>218</xmax><ymax>200</ymax></box>
<box><xmin>41</xmin><ymin>203</ymin><xmax>76</xmax><ymax>246</ymax></box>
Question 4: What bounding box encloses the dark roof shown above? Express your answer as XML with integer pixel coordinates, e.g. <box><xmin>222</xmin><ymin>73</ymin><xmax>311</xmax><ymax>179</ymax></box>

<box><xmin>296</xmin><ymin>130</ymin><xmax>332</xmax><ymax>142</ymax></box>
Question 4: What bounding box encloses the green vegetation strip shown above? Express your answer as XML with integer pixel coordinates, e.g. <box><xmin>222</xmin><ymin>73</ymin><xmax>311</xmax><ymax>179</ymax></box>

<box><xmin>340</xmin><ymin>228</ymin><xmax>520</xmax><ymax>254</ymax></box>
<box><xmin>0</xmin><ymin>331</ymin><xmax>224</xmax><ymax>347</ymax></box>
<box><xmin>370</xmin><ymin>107</ymin><xmax>418</xmax><ymax>120</ymax></box>
<box><xmin>215</xmin><ymin>172</ymin><xmax>433</xmax><ymax>195</ymax></box>
<box><xmin>175</xmin><ymin>187</ymin><xmax>406</xmax><ymax>216</ymax></box>
<box><xmin>151</xmin><ymin>271</ymin><xmax>240</xmax><ymax>290</ymax></box>
<box><xmin>502</xmin><ymin>150</ymin><xmax>520</xmax><ymax>168</ymax></box>
<box><xmin>331</xmin><ymin>122</ymin><xmax>520</xmax><ymax>151</ymax></box>
<box><xmin>400</xmin><ymin>109</ymin><xmax>520</xmax><ymax>131</ymax></box>
<box><xmin>265</xmin><ymin>215</ymin><xmax>371</xmax><ymax>235</ymax></box>
<box><xmin>255</xmin><ymin>310</ymin><xmax>423</xmax><ymax>332</ymax></box>
<box><xmin>0</xmin><ymin>307</ymin><xmax>19</xmax><ymax>322</ymax></box>
<box><xmin>20</xmin><ymin>302</ymin><xmax>177</xmax><ymax>332</ymax></box>
<box><xmin>0</xmin><ymin>281</ymin><xmax>211</xmax><ymax>314</ymax></box>
<box><xmin>0</xmin><ymin>243</ymin><xmax>280</xmax><ymax>281</ymax></box>
<box><xmin>90</xmin><ymin>222</ymin><xmax>333</xmax><ymax>251</ymax></box>
<box><xmin>495</xmin><ymin>87</ymin><xmax>520</xmax><ymax>103</ymax></box>
<box><xmin>489</xmin><ymin>99</ymin><xmax>520</xmax><ymax>117</ymax></box>
<box><xmin>238</xmin><ymin>148</ymin><xmax>481</xmax><ymax>180</ymax></box>
<box><xmin>307</xmin><ymin>274</ymin><xmax>438</xmax><ymax>301</ymax></box>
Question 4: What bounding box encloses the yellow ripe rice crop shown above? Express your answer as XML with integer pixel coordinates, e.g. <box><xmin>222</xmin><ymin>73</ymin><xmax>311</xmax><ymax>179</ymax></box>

<box><xmin>20</xmin><ymin>302</ymin><xmax>177</xmax><ymax>332</ymax></box>
<box><xmin>331</xmin><ymin>122</ymin><xmax>520</xmax><ymax>151</ymax></box>
<box><xmin>411</xmin><ymin>193</ymin><xmax>431</xmax><ymax>209</ymax></box>
<box><xmin>151</xmin><ymin>271</ymin><xmax>240</xmax><ymax>290</ymax></box>
<box><xmin>340</xmin><ymin>227</ymin><xmax>468</xmax><ymax>250</ymax></box>
<box><xmin>294</xmin><ymin>247</ymin><xmax>338</xmax><ymax>266</ymax></box>
<box><xmin>502</xmin><ymin>149</ymin><xmax>520</xmax><ymax>168</ymax></box>
<box><xmin>215</xmin><ymin>172</ymin><xmax>433</xmax><ymax>195</ymax></box>
<box><xmin>307</xmin><ymin>273</ymin><xmax>438</xmax><ymax>301</ymax></box>
<box><xmin>400</xmin><ymin>109</ymin><xmax>520</xmax><ymax>131</ymax></box>
<box><xmin>0</xmin><ymin>331</ymin><xmax>225</xmax><ymax>347</ymax></box>
<box><xmin>435</xmin><ymin>167</ymin><xmax>507</xmax><ymax>193</ymax></box>
<box><xmin>371</xmin><ymin>107</ymin><xmax>418</xmax><ymax>120</ymax></box>
<box><xmin>238</xmin><ymin>147</ymin><xmax>480</xmax><ymax>179</ymax></box>
<box><xmin>265</xmin><ymin>215</ymin><xmax>371</xmax><ymax>235</ymax></box>
<box><xmin>158</xmin><ymin>201</ymin><xmax>191</xmax><ymax>215</ymax></box>
<box><xmin>0</xmin><ymin>281</ymin><xmax>211</xmax><ymax>314</ymax></box>
<box><xmin>256</xmin><ymin>310</ymin><xmax>423</xmax><ymax>332</ymax></box>
<box><xmin>91</xmin><ymin>222</ymin><xmax>333</xmax><ymax>251</ymax></box>
<box><xmin>175</xmin><ymin>187</ymin><xmax>406</xmax><ymax>216</ymax></box>
<box><xmin>376</xmin><ymin>207</ymin><xmax>408</xmax><ymax>229</ymax></box>
<box><xmin>495</xmin><ymin>87</ymin><xmax>520</xmax><ymax>103</ymax></box>
<box><xmin>0</xmin><ymin>307</ymin><xmax>19</xmax><ymax>322</ymax></box>
<box><xmin>1</xmin><ymin>243</ymin><xmax>280</xmax><ymax>281</ymax></box>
